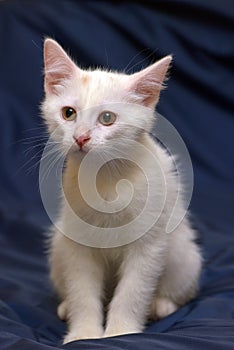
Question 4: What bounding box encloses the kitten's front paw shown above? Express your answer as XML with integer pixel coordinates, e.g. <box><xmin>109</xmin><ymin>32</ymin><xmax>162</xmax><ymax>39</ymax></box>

<box><xmin>63</xmin><ymin>327</ymin><xmax>103</xmax><ymax>344</ymax></box>
<box><xmin>57</xmin><ymin>301</ymin><xmax>67</xmax><ymax>321</ymax></box>
<box><xmin>149</xmin><ymin>296</ymin><xmax>178</xmax><ymax>320</ymax></box>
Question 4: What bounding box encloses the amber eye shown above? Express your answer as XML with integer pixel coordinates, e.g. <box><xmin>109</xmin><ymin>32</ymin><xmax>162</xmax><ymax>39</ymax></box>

<box><xmin>98</xmin><ymin>111</ymin><xmax>116</xmax><ymax>126</ymax></box>
<box><xmin>61</xmin><ymin>107</ymin><xmax>77</xmax><ymax>121</ymax></box>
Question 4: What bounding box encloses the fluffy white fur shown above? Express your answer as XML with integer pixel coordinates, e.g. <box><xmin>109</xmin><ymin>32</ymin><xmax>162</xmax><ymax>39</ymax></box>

<box><xmin>42</xmin><ymin>39</ymin><xmax>202</xmax><ymax>344</ymax></box>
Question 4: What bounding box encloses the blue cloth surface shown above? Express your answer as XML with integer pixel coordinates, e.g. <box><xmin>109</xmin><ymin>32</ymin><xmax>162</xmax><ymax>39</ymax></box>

<box><xmin>0</xmin><ymin>0</ymin><xmax>234</xmax><ymax>349</ymax></box>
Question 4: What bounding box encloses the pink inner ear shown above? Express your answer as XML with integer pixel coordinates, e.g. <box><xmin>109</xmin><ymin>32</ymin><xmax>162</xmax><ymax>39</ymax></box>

<box><xmin>133</xmin><ymin>76</ymin><xmax>162</xmax><ymax>107</ymax></box>
<box><xmin>129</xmin><ymin>55</ymin><xmax>172</xmax><ymax>107</ymax></box>
<box><xmin>44</xmin><ymin>39</ymin><xmax>77</xmax><ymax>94</ymax></box>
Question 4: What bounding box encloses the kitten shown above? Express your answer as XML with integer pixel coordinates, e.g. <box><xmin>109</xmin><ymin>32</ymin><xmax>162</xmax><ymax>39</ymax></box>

<box><xmin>41</xmin><ymin>39</ymin><xmax>202</xmax><ymax>344</ymax></box>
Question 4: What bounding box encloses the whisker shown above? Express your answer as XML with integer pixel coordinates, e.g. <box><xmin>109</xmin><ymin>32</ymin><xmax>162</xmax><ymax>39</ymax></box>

<box><xmin>22</xmin><ymin>123</ymin><xmax>47</xmax><ymax>133</ymax></box>
<box><xmin>39</xmin><ymin>146</ymin><xmax>69</xmax><ymax>183</ymax></box>
<box><xmin>23</xmin><ymin>141</ymin><xmax>61</xmax><ymax>156</ymax></box>
<box><xmin>15</xmin><ymin>141</ymin><xmax>65</xmax><ymax>178</ymax></box>
<box><xmin>27</xmin><ymin>145</ymin><xmax>65</xmax><ymax>177</ymax></box>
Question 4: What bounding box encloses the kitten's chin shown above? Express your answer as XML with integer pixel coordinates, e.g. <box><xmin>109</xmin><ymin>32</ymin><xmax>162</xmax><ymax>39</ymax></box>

<box><xmin>69</xmin><ymin>144</ymin><xmax>90</xmax><ymax>158</ymax></box>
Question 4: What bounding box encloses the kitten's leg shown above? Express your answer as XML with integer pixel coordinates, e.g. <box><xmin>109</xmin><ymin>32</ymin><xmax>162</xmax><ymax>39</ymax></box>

<box><xmin>104</xmin><ymin>243</ymin><xmax>165</xmax><ymax>338</ymax></box>
<box><xmin>50</xmin><ymin>231</ymin><xmax>67</xmax><ymax>299</ymax></box>
<box><xmin>61</xmin><ymin>240</ymin><xmax>104</xmax><ymax>343</ymax></box>
<box><xmin>49</xmin><ymin>230</ymin><xmax>68</xmax><ymax>320</ymax></box>
<box><xmin>149</xmin><ymin>222</ymin><xmax>201</xmax><ymax>320</ymax></box>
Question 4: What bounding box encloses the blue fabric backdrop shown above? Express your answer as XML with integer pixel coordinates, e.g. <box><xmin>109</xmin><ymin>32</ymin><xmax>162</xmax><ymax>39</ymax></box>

<box><xmin>0</xmin><ymin>1</ymin><xmax>234</xmax><ymax>349</ymax></box>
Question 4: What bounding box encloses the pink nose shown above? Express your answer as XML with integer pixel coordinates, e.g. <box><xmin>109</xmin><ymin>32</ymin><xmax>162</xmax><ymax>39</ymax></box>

<box><xmin>74</xmin><ymin>133</ymin><xmax>91</xmax><ymax>149</ymax></box>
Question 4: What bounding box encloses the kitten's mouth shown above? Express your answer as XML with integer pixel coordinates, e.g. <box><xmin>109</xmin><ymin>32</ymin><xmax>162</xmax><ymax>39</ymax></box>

<box><xmin>71</xmin><ymin>143</ymin><xmax>90</xmax><ymax>154</ymax></box>
<box><xmin>79</xmin><ymin>148</ymin><xmax>88</xmax><ymax>153</ymax></box>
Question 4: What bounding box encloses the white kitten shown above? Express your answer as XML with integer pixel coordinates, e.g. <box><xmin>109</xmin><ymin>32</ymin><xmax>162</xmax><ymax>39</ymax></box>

<box><xmin>41</xmin><ymin>39</ymin><xmax>202</xmax><ymax>344</ymax></box>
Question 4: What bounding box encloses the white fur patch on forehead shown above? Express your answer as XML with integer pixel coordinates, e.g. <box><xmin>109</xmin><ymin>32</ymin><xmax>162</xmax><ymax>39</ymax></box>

<box><xmin>77</xmin><ymin>69</ymin><xmax>128</xmax><ymax>108</ymax></box>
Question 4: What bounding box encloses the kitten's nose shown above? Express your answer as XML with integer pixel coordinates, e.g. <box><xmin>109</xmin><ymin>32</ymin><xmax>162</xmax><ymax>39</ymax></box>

<box><xmin>73</xmin><ymin>133</ymin><xmax>91</xmax><ymax>149</ymax></box>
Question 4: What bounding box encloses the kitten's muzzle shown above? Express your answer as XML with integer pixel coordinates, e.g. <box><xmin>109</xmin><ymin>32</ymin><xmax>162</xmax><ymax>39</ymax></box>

<box><xmin>73</xmin><ymin>133</ymin><xmax>91</xmax><ymax>150</ymax></box>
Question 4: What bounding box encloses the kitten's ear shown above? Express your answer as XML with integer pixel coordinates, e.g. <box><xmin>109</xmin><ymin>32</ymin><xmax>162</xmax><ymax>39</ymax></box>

<box><xmin>44</xmin><ymin>39</ymin><xmax>77</xmax><ymax>95</ymax></box>
<box><xmin>128</xmin><ymin>55</ymin><xmax>172</xmax><ymax>107</ymax></box>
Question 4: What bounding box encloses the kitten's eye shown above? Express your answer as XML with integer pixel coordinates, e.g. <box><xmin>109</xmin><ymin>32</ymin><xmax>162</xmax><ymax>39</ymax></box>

<box><xmin>98</xmin><ymin>111</ymin><xmax>116</xmax><ymax>126</ymax></box>
<box><xmin>61</xmin><ymin>107</ymin><xmax>77</xmax><ymax>121</ymax></box>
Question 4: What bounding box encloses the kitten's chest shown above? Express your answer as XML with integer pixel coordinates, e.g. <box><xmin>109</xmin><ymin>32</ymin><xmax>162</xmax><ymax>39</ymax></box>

<box><xmin>64</xmin><ymin>182</ymin><xmax>140</xmax><ymax>228</ymax></box>
<box><xmin>62</xmin><ymin>160</ymin><xmax>147</xmax><ymax>228</ymax></box>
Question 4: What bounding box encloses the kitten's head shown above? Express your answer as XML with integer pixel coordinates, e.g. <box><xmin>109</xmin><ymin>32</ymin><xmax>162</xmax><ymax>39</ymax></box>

<box><xmin>41</xmin><ymin>39</ymin><xmax>171</xmax><ymax>156</ymax></box>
